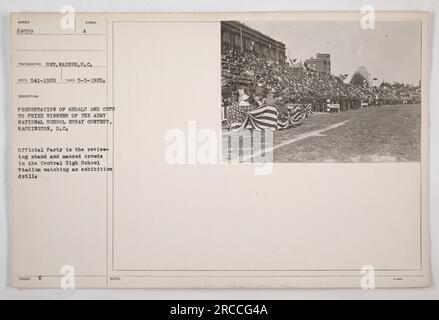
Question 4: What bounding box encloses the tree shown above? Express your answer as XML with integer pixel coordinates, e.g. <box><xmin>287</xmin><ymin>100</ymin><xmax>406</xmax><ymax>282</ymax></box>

<box><xmin>350</xmin><ymin>66</ymin><xmax>371</xmax><ymax>87</ymax></box>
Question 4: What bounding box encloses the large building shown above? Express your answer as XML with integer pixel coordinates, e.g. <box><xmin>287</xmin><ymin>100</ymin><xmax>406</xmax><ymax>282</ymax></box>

<box><xmin>221</xmin><ymin>21</ymin><xmax>286</xmax><ymax>64</ymax></box>
<box><xmin>305</xmin><ymin>53</ymin><xmax>331</xmax><ymax>74</ymax></box>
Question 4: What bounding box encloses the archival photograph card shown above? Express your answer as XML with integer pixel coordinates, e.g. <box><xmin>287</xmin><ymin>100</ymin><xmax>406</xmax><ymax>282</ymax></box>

<box><xmin>10</xmin><ymin>11</ymin><xmax>430</xmax><ymax>288</ymax></box>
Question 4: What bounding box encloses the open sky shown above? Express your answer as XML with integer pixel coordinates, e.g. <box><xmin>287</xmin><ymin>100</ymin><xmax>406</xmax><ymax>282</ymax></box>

<box><xmin>244</xmin><ymin>20</ymin><xmax>421</xmax><ymax>85</ymax></box>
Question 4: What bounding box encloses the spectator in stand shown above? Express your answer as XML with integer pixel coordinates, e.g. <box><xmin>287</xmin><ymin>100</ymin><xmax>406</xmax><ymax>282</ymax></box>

<box><xmin>221</xmin><ymin>48</ymin><xmax>421</xmax><ymax>111</ymax></box>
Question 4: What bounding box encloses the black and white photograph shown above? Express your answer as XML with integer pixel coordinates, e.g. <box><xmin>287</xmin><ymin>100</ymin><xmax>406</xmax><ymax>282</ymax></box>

<box><xmin>221</xmin><ymin>20</ymin><xmax>422</xmax><ymax>163</ymax></box>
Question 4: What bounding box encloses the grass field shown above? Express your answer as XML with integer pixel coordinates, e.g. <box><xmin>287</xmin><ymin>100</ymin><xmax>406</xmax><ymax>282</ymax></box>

<box><xmin>222</xmin><ymin>104</ymin><xmax>421</xmax><ymax>163</ymax></box>
<box><xmin>273</xmin><ymin>104</ymin><xmax>421</xmax><ymax>162</ymax></box>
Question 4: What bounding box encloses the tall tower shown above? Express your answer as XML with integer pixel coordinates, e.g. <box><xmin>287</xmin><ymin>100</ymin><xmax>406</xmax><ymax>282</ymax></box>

<box><xmin>305</xmin><ymin>53</ymin><xmax>331</xmax><ymax>74</ymax></box>
<box><xmin>316</xmin><ymin>53</ymin><xmax>331</xmax><ymax>74</ymax></box>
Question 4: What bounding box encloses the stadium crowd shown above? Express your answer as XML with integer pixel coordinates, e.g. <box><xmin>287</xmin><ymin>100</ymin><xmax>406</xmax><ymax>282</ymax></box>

<box><xmin>221</xmin><ymin>49</ymin><xmax>421</xmax><ymax>112</ymax></box>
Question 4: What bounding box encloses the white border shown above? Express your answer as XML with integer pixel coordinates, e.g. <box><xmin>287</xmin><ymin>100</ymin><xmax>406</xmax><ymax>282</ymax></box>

<box><xmin>1</xmin><ymin>0</ymin><xmax>438</xmax><ymax>299</ymax></box>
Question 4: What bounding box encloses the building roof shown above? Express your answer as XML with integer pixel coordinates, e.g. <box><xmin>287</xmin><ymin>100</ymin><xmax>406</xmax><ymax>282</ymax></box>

<box><xmin>222</xmin><ymin>21</ymin><xmax>286</xmax><ymax>50</ymax></box>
